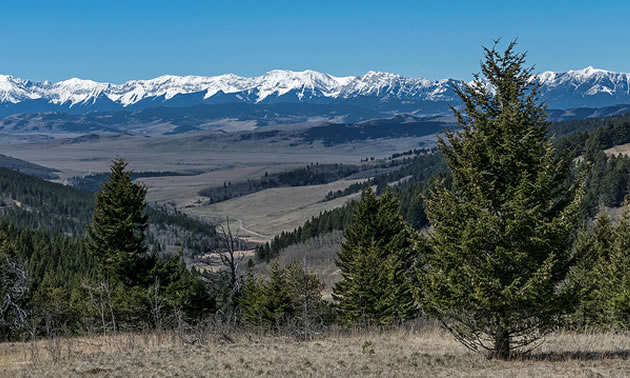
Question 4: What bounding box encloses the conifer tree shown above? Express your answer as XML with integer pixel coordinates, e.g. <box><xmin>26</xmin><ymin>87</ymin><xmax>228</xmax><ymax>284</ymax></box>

<box><xmin>333</xmin><ymin>187</ymin><xmax>416</xmax><ymax>325</ymax></box>
<box><xmin>566</xmin><ymin>214</ymin><xmax>614</xmax><ymax>328</ymax></box>
<box><xmin>88</xmin><ymin>158</ymin><xmax>155</xmax><ymax>287</ymax></box>
<box><xmin>418</xmin><ymin>41</ymin><xmax>583</xmax><ymax>358</ymax></box>
<box><xmin>589</xmin><ymin>206</ymin><xmax>630</xmax><ymax>328</ymax></box>
<box><xmin>239</xmin><ymin>262</ymin><xmax>327</xmax><ymax>330</ymax></box>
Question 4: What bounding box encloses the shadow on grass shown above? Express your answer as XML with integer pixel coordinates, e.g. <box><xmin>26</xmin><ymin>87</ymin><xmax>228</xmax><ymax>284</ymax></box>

<box><xmin>517</xmin><ymin>350</ymin><xmax>630</xmax><ymax>362</ymax></box>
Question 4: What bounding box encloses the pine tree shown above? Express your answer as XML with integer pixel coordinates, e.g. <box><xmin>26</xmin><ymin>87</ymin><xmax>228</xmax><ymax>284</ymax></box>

<box><xmin>592</xmin><ymin>206</ymin><xmax>630</xmax><ymax>328</ymax></box>
<box><xmin>566</xmin><ymin>214</ymin><xmax>614</xmax><ymax>328</ymax></box>
<box><xmin>88</xmin><ymin>158</ymin><xmax>155</xmax><ymax>287</ymax></box>
<box><xmin>332</xmin><ymin>187</ymin><xmax>416</xmax><ymax>325</ymax></box>
<box><xmin>239</xmin><ymin>262</ymin><xmax>327</xmax><ymax>331</ymax></box>
<box><xmin>418</xmin><ymin>41</ymin><xmax>584</xmax><ymax>358</ymax></box>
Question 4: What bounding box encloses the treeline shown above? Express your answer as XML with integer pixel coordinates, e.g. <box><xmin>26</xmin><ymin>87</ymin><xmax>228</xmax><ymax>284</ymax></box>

<box><xmin>555</xmin><ymin>117</ymin><xmax>630</xmax><ymax>157</ymax></box>
<box><xmin>0</xmin><ymin>167</ymin><xmax>220</xmax><ymax>257</ymax></box>
<box><xmin>199</xmin><ymin>163</ymin><xmax>361</xmax><ymax>204</ymax></box>
<box><xmin>255</xmin><ymin>203</ymin><xmax>356</xmax><ymax>261</ymax></box>
<box><xmin>550</xmin><ymin>111</ymin><xmax>630</xmax><ymax>137</ymax></box>
<box><xmin>0</xmin><ymin>167</ymin><xmax>93</xmax><ymax>234</ymax></box>
<box><xmin>554</xmin><ymin>118</ymin><xmax>630</xmax><ymax>215</ymax></box>
<box><xmin>261</xmin><ymin>154</ymin><xmax>448</xmax><ymax>260</ymax></box>
<box><xmin>70</xmin><ymin>170</ymin><xmax>202</xmax><ymax>193</ymax></box>
<box><xmin>324</xmin><ymin>152</ymin><xmax>447</xmax><ymax>202</ymax></box>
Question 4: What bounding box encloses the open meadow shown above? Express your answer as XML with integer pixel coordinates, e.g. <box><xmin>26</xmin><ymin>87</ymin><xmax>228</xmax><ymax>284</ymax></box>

<box><xmin>2</xmin><ymin>328</ymin><xmax>630</xmax><ymax>377</ymax></box>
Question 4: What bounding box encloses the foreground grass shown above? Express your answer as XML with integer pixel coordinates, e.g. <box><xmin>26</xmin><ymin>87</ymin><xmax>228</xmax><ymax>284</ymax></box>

<box><xmin>2</xmin><ymin>328</ymin><xmax>630</xmax><ymax>377</ymax></box>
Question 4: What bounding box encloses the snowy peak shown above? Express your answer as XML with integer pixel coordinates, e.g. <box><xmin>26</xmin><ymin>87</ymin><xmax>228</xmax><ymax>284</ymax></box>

<box><xmin>535</xmin><ymin>67</ymin><xmax>630</xmax><ymax>108</ymax></box>
<box><xmin>1</xmin><ymin>67</ymin><xmax>630</xmax><ymax>115</ymax></box>
<box><xmin>0</xmin><ymin>75</ymin><xmax>40</xmax><ymax>103</ymax></box>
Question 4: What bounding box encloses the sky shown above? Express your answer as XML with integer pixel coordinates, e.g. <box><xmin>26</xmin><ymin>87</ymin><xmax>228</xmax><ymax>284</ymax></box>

<box><xmin>1</xmin><ymin>0</ymin><xmax>628</xmax><ymax>83</ymax></box>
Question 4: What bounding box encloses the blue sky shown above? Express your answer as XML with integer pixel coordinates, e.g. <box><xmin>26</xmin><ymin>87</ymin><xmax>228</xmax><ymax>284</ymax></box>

<box><xmin>1</xmin><ymin>1</ymin><xmax>627</xmax><ymax>83</ymax></box>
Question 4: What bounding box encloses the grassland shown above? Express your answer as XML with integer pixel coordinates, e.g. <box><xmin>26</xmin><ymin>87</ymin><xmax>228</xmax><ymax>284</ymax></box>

<box><xmin>3</xmin><ymin>328</ymin><xmax>630</xmax><ymax>377</ymax></box>
<box><xmin>0</xmin><ymin>133</ymin><xmax>422</xmax><ymax>240</ymax></box>
<box><xmin>605</xmin><ymin>143</ymin><xmax>630</xmax><ymax>156</ymax></box>
<box><xmin>185</xmin><ymin>179</ymin><xmax>365</xmax><ymax>241</ymax></box>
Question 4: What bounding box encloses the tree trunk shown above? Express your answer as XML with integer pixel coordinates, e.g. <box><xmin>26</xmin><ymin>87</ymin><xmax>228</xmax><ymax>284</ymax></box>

<box><xmin>494</xmin><ymin>327</ymin><xmax>510</xmax><ymax>360</ymax></box>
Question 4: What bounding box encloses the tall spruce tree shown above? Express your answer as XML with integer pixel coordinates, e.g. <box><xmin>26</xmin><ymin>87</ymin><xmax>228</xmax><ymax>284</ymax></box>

<box><xmin>333</xmin><ymin>187</ymin><xmax>416</xmax><ymax>325</ymax></box>
<box><xmin>418</xmin><ymin>41</ymin><xmax>583</xmax><ymax>358</ymax></box>
<box><xmin>88</xmin><ymin>158</ymin><xmax>155</xmax><ymax>287</ymax></box>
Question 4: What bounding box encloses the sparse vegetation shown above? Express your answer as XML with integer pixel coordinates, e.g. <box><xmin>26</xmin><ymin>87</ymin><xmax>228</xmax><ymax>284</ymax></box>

<box><xmin>4</xmin><ymin>328</ymin><xmax>630</xmax><ymax>377</ymax></box>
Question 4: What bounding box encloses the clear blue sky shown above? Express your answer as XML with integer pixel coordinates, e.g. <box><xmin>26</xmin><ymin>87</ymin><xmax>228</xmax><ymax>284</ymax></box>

<box><xmin>2</xmin><ymin>0</ymin><xmax>627</xmax><ymax>83</ymax></box>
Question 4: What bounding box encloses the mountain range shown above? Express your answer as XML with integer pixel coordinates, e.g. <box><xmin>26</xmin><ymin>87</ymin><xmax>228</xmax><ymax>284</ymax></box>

<box><xmin>2</xmin><ymin>67</ymin><xmax>630</xmax><ymax>120</ymax></box>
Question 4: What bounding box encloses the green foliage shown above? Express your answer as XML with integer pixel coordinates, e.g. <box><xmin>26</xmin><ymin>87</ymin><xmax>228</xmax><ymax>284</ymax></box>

<box><xmin>568</xmin><ymin>207</ymin><xmax>630</xmax><ymax>329</ymax></box>
<box><xmin>88</xmin><ymin>158</ymin><xmax>155</xmax><ymax>286</ymax></box>
<box><xmin>333</xmin><ymin>187</ymin><xmax>417</xmax><ymax>325</ymax></box>
<box><xmin>0</xmin><ymin>167</ymin><xmax>93</xmax><ymax>234</ymax></box>
<box><xmin>240</xmin><ymin>262</ymin><xmax>330</xmax><ymax>331</ymax></box>
<box><xmin>419</xmin><ymin>41</ymin><xmax>584</xmax><ymax>358</ymax></box>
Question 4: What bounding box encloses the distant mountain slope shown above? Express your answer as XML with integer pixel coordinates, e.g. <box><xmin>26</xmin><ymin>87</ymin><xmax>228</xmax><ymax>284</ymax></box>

<box><xmin>0</xmin><ymin>154</ymin><xmax>59</xmax><ymax>179</ymax></box>
<box><xmin>2</xmin><ymin>67</ymin><xmax>630</xmax><ymax>118</ymax></box>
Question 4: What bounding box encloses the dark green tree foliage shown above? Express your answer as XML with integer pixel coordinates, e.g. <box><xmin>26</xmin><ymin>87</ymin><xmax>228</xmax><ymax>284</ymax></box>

<box><xmin>0</xmin><ymin>222</ymin><xmax>93</xmax><ymax>340</ymax></box>
<box><xmin>151</xmin><ymin>251</ymin><xmax>216</xmax><ymax>319</ymax></box>
<box><xmin>419</xmin><ymin>42</ymin><xmax>583</xmax><ymax>358</ymax></box>
<box><xmin>566</xmin><ymin>214</ymin><xmax>614</xmax><ymax>328</ymax></box>
<box><xmin>0</xmin><ymin>167</ymin><xmax>93</xmax><ymax>234</ymax></box>
<box><xmin>580</xmin><ymin>151</ymin><xmax>630</xmax><ymax>216</ymax></box>
<box><xmin>88</xmin><ymin>158</ymin><xmax>155</xmax><ymax>286</ymax></box>
<box><xmin>568</xmin><ymin>207</ymin><xmax>630</xmax><ymax>329</ymax></box>
<box><xmin>333</xmin><ymin>187</ymin><xmax>417</xmax><ymax>325</ymax></box>
<box><xmin>240</xmin><ymin>262</ymin><xmax>329</xmax><ymax>331</ymax></box>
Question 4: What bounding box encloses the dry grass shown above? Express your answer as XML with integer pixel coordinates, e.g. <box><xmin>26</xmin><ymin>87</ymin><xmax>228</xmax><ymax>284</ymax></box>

<box><xmin>3</xmin><ymin>328</ymin><xmax>630</xmax><ymax>377</ymax></box>
<box><xmin>185</xmin><ymin>180</ymin><xmax>364</xmax><ymax>240</ymax></box>
<box><xmin>605</xmin><ymin>143</ymin><xmax>630</xmax><ymax>157</ymax></box>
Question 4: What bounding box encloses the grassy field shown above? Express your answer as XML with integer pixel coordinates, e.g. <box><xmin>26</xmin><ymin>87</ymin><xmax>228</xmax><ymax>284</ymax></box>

<box><xmin>0</xmin><ymin>133</ymin><xmax>411</xmax><ymax>241</ymax></box>
<box><xmin>3</xmin><ymin>328</ymin><xmax>630</xmax><ymax>377</ymax></box>
<box><xmin>185</xmin><ymin>179</ymin><xmax>365</xmax><ymax>240</ymax></box>
<box><xmin>605</xmin><ymin>143</ymin><xmax>630</xmax><ymax>156</ymax></box>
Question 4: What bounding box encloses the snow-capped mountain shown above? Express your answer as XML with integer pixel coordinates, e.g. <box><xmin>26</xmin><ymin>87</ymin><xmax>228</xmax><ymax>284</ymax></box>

<box><xmin>537</xmin><ymin>66</ymin><xmax>630</xmax><ymax>108</ymax></box>
<box><xmin>1</xmin><ymin>67</ymin><xmax>630</xmax><ymax>118</ymax></box>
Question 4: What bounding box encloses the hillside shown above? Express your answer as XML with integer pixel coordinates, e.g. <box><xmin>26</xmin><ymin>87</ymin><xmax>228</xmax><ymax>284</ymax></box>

<box><xmin>0</xmin><ymin>167</ymin><xmax>220</xmax><ymax>256</ymax></box>
<box><xmin>0</xmin><ymin>154</ymin><xmax>59</xmax><ymax>179</ymax></box>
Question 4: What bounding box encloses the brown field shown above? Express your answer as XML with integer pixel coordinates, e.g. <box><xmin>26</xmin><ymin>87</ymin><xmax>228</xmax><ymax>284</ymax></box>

<box><xmin>3</xmin><ymin>328</ymin><xmax>630</xmax><ymax>377</ymax></box>
<box><xmin>605</xmin><ymin>143</ymin><xmax>630</xmax><ymax>156</ymax></box>
<box><xmin>0</xmin><ymin>133</ymin><xmax>425</xmax><ymax>240</ymax></box>
<box><xmin>185</xmin><ymin>179</ymin><xmax>365</xmax><ymax>241</ymax></box>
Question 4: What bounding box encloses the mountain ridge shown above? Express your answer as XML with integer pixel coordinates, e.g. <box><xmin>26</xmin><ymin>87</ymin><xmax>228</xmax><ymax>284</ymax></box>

<box><xmin>3</xmin><ymin>67</ymin><xmax>630</xmax><ymax>118</ymax></box>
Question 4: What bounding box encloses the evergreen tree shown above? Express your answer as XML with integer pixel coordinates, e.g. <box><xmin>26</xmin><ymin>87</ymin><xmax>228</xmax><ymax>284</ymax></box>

<box><xmin>566</xmin><ymin>214</ymin><xmax>614</xmax><ymax>328</ymax></box>
<box><xmin>333</xmin><ymin>187</ymin><xmax>417</xmax><ymax>325</ymax></box>
<box><xmin>572</xmin><ymin>206</ymin><xmax>630</xmax><ymax>329</ymax></box>
<box><xmin>88</xmin><ymin>158</ymin><xmax>155</xmax><ymax>286</ymax></box>
<box><xmin>418</xmin><ymin>41</ymin><xmax>583</xmax><ymax>358</ymax></box>
<box><xmin>598</xmin><ymin>207</ymin><xmax>630</xmax><ymax>327</ymax></box>
<box><xmin>239</xmin><ymin>262</ymin><xmax>328</xmax><ymax>331</ymax></box>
